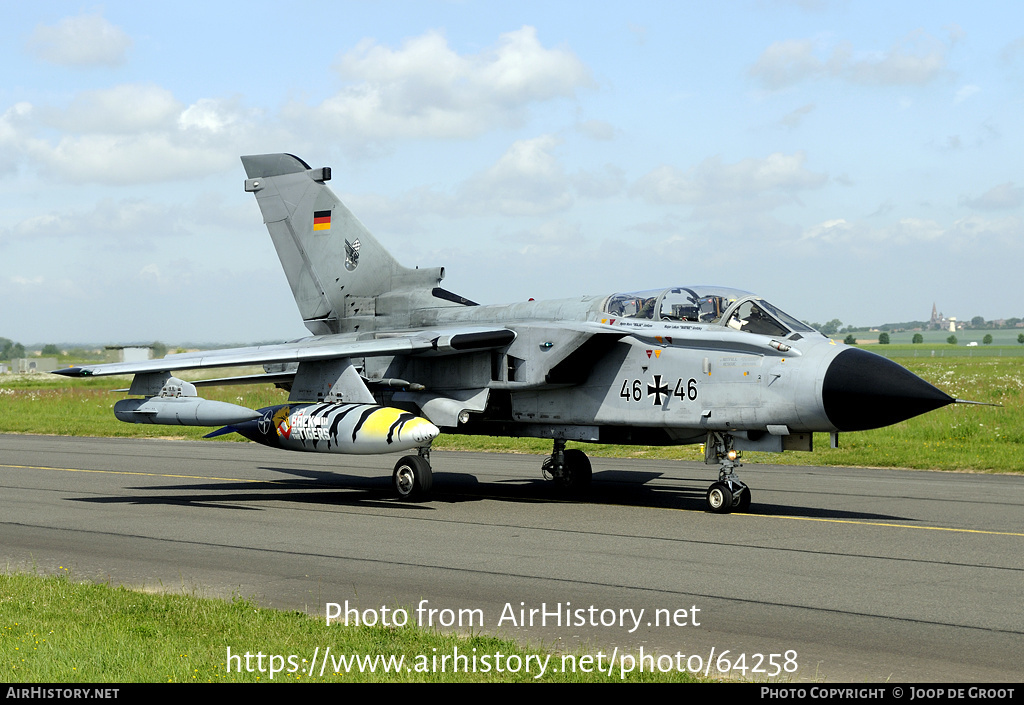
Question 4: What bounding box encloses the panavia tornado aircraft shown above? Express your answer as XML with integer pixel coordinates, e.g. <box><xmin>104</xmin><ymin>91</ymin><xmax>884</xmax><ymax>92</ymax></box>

<box><xmin>55</xmin><ymin>153</ymin><xmax>963</xmax><ymax>513</ymax></box>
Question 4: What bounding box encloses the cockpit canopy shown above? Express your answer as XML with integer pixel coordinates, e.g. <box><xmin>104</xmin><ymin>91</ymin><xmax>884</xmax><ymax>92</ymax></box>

<box><xmin>603</xmin><ymin>286</ymin><xmax>817</xmax><ymax>337</ymax></box>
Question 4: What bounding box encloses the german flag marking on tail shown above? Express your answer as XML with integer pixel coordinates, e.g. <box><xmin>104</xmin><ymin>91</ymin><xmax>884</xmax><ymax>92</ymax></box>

<box><xmin>313</xmin><ymin>210</ymin><xmax>332</xmax><ymax>231</ymax></box>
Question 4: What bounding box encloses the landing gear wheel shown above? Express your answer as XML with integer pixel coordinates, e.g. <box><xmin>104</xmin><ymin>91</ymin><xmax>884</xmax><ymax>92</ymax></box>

<box><xmin>731</xmin><ymin>484</ymin><xmax>751</xmax><ymax>513</ymax></box>
<box><xmin>393</xmin><ymin>455</ymin><xmax>433</xmax><ymax>501</ymax></box>
<box><xmin>542</xmin><ymin>445</ymin><xmax>593</xmax><ymax>494</ymax></box>
<box><xmin>706</xmin><ymin>482</ymin><xmax>734</xmax><ymax>514</ymax></box>
<box><xmin>555</xmin><ymin>449</ymin><xmax>592</xmax><ymax>492</ymax></box>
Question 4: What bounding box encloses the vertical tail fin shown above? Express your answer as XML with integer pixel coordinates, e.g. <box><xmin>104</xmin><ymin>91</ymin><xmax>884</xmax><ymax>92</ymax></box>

<box><xmin>241</xmin><ymin>153</ymin><xmax>444</xmax><ymax>335</ymax></box>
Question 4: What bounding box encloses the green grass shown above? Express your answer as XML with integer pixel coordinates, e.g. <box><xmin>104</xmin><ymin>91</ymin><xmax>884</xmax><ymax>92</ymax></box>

<box><xmin>865</xmin><ymin>343</ymin><xmax>1024</xmax><ymax>358</ymax></box>
<box><xmin>1</xmin><ymin>354</ymin><xmax>1020</xmax><ymax>473</ymax></box>
<box><xmin>0</xmin><ymin>373</ymin><xmax>287</xmax><ymax>441</ymax></box>
<box><xmin>1</xmin><ymin>572</ymin><xmax>699</xmax><ymax>683</ymax></box>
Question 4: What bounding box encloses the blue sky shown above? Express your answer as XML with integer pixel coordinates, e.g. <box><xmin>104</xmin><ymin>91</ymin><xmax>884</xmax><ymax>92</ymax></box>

<box><xmin>2</xmin><ymin>2</ymin><xmax>1021</xmax><ymax>343</ymax></box>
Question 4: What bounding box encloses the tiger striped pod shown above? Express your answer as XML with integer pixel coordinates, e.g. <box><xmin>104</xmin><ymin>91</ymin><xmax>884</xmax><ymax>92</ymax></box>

<box><xmin>234</xmin><ymin>402</ymin><xmax>439</xmax><ymax>455</ymax></box>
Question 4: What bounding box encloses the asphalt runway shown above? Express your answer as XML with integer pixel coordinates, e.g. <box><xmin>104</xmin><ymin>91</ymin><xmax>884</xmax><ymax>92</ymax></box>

<box><xmin>2</xmin><ymin>433</ymin><xmax>1021</xmax><ymax>682</ymax></box>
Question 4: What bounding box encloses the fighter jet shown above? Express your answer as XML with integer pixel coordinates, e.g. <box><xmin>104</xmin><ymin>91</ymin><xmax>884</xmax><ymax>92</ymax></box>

<box><xmin>54</xmin><ymin>153</ymin><xmax>962</xmax><ymax>513</ymax></box>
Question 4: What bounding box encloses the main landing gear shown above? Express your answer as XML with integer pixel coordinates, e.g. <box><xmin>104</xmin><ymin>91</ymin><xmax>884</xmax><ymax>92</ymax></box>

<box><xmin>705</xmin><ymin>432</ymin><xmax>751</xmax><ymax>514</ymax></box>
<box><xmin>393</xmin><ymin>436</ymin><xmax>753</xmax><ymax>512</ymax></box>
<box><xmin>541</xmin><ymin>438</ymin><xmax>592</xmax><ymax>492</ymax></box>
<box><xmin>393</xmin><ymin>447</ymin><xmax>433</xmax><ymax>500</ymax></box>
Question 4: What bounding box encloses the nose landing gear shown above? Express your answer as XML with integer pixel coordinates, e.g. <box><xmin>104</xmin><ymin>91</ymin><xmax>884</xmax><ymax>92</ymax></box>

<box><xmin>705</xmin><ymin>432</ymin><xmax>751</xmax><ymax>514</ymax></box>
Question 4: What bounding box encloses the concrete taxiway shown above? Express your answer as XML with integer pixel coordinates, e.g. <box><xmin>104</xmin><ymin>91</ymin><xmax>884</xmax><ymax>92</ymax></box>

<box><xmin>1</xmin><ymin>434</ymin><xmax>1021</xmax><ymax>682</ymax></box>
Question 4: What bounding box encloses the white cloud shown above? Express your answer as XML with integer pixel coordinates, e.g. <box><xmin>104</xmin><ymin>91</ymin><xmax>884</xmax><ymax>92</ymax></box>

<box><xmin>947</xmin><ymin>215</ymin><xmax>1023</xmax><ymax>248</ymax></box>
<box><xmin>11</xmin><ymin>275</ymin><xmax>45</xmax><ymax>286</ymax></box>
<box><xmin>335</xmin><ymin>136</ymin><xmax>578</xmax><ymax>222</ymax></box>
<box><xmin>2</xmin><ymin>26</ymin><xmax>591</xmax><ymax>183</ymax></box>
<box><xmin>750</xmin><ymin>30</ymin><xmax>950</xmax><ymax>90</ymax></box>
<box><xmin>0</xmin><ymin>85</ymin><xmax>257</xmax><ymax>184</ymax></box>
<box><xmin>38</xmin><ymin>84</ymin><xmax>181</xmax><ymax>134</ymax></box>
<box><xmin>801</xmin><ymin>214</ymin><xmax>1023</xmax><ymax>250</ymax></box>
<box><xmin>959</xmin><ymin>182</ymin><xmax>1024</xmax><ymax>211</ymax></box>
<box><xmin>138</xmin><ymin>263</ymin><xmax>162</xmax><ymax>278</ymax></box>
<box><xmin>571</xmin><ymin>164</ymin><xmax>626</xmax><ymax>199</ymax></box>
<box><xmin>801</xmin><ymin>218</ymin><xmax>854</xmax><ymax>243</ymax></box>
<box><xmin>749</xmin><ymin>39</ymin><xmax>823</xmax><ymax>90</ymax></box>
<box><xmin>0</xmin><ymin>103</ymin><xmax>32</xmax><ymax>175</ymax></box>
<box><xmin>178</xmin><ymin>98</ymin><xmax>246</xmax><ymax>133</ymax></box>
<box><xmin>458</xmin><ymin>135</ymin><xmax>573</xmax><ymax>216</ymax></box>
<box><xmin>953</xmin><ymin>85</ymin><xmax>981</xmax><ymax>104</ymax></box>
<box><xmin>342</xmin><ymin>138</ymin><xmax>624</xmax><ymax>232</ymax></box>
<box><xmin>629</xmin><ymin>153</ymin><xmax>830</xmax><ymax>244</ymax></box>
<box><xmin>0</xmin><ymin>102</ymin><xmax>33</xmax><ymax>140</ymax></box>
<box><xmin>0</xmin><ymin>196</ymin><xmax>246</xmax><ymax>252</ymax></box>
<box><xmin>577</xmin><ymin>119</ymin><xmax>617</xmax><ymax>141</ymax></box>
<box><xmin>632</xmin><ymin>151</ymin><xmax>828</xmax><ymax>207</ymax></box>
<box><xmin>294</xmin><ymin>26</ymin><xmax>591</xmax><ymax>142</ymax></box>
<box><xmin>1</xmin><ymin>198</ymin><xmax>182</xmax><ymax>245</ymax></box>
<box><xmin>135</xmin><ymin>260</ymin><xmax>195</xmax><ymax>289</ymax></box>
<box><xmin>999</xmin><ymin>35</ymin><xmax>1024</xmax><ymax>81</ymax></box>
<box><xmin>507</xmin><ymin>219</ymin><xmax>584</xmax><ymax>257</ymax></box>
<box><xmin>841</xmin><ymin>31</ymin><xmax>947</xmax><ymax>86</ymax></box>
<box><xmin>25</xmin><ymin>12</ymin><xmax>132</xmax><ymax>67</ymax></box>
<box><xmin>779</xmin><ymin>103</ymin><xmax>815</xmax><ymax>129</ymax></box>
<box><xmin>450</xmin><ymin>136</ymin><xmax>623</xmax><ymax>216</ymax></box>
<box><xmin>627</xmin><ymin>23</ymin><xmax>648</xmax><ymax>46</ymax></box>
<box><xmin>21</xmin><ymin>133</ymin><xmax>234</xmax><ymax>184</ymax></box>
<box><xmin>331</xmin><ymin>135</ymin><xmax>582</xmax><ymax>221</ymax></box>
<box><xmin>887</xmin><ymin>217</ymin><xmax>946</xmax><ymax>243</ymax></box>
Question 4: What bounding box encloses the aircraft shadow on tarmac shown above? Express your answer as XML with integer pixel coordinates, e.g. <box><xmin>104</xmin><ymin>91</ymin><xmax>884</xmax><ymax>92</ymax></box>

<box><xmin>70</xmin><ymin>465</ymin><xmax>915</xmax><ymax>522</ymax></box>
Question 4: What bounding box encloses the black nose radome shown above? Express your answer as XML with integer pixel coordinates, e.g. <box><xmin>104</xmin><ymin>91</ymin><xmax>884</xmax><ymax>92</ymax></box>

<box><xmin>822</xmin><ymin>348</ymin><xmax>954</xmax><ymax>432</ymax></box>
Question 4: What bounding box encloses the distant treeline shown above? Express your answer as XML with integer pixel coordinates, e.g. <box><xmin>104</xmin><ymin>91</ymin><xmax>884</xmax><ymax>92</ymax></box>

<box><xmin>814</xmin><ymin>318</ymin><xmax>1024</xmax><ymax>334</ymax></box>
<box><xmin>0</xmin><ymin>339</ymin><xmax>292</xmax><ymax>362</ymax></box>
<box><xmin>0</xmin><ymin>338</ymin><xmax>26</xmax><ymax>360</ymax></box>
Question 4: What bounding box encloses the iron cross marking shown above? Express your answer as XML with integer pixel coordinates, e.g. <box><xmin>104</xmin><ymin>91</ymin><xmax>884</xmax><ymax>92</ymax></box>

<box><xmin>648</xmin><ymin>374</ymin><xmax>669</xmax><ymax>406</ymax></box>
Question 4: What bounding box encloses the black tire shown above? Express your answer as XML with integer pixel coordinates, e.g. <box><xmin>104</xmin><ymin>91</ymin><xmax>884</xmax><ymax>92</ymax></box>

<box><xmin>706</xmin><ymin>482</ymin><xmax>734</xmax><ymax>513</ymax></box>
<box><xmin>554</xmin><ymin>449</ymin><xmax>592</xmax><ymax>492</ymax></box>
<box><xmin>732</xmin><ymin>484</ymin><xmax>751</xmax><ymax>513</ymax></box>
<box><xmin>392</xmin><ymin>455</ymin><xmax>433</xmax><ymax>500</ymax></box>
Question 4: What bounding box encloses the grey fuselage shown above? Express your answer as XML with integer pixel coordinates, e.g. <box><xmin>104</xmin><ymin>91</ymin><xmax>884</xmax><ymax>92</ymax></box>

<box><xmin>339</xmin><ymin>287</ymin><xmax>931</xmax><ymax>448</ymax></box>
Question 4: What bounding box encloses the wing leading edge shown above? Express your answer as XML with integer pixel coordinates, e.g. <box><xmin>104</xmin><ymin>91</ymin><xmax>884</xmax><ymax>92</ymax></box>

<box><xmin>53</xmin><ymin>327</ymin><xmax>517</xmax><ymax>379</ymax></box>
